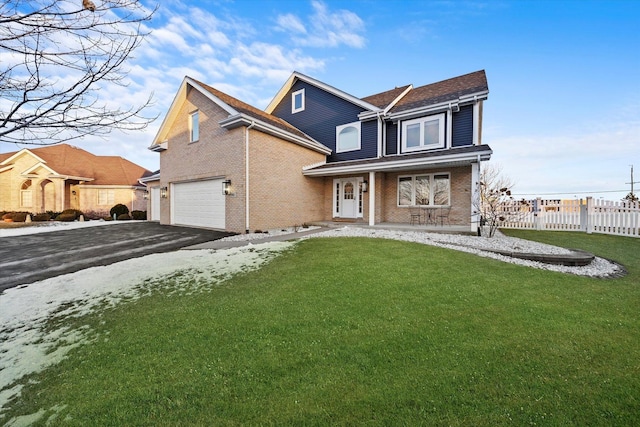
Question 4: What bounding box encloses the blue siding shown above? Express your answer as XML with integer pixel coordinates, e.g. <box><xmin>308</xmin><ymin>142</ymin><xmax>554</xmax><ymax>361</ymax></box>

<box><xmin>270</xmin><ymin>80</ymin><xmax>378</xmax><ymax>162</ymax></box>
<box><xmin>452</xmin><ymin>105</ymin><xmax>473</xmax><ymax>147</ymax></box>
<box><xmin>385</xmin><ymin>122</ymin><xmax>398</xmax><ymax>155</ymax></box>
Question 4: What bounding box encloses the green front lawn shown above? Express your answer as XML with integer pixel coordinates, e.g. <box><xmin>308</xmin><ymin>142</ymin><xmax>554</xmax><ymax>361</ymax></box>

<box><xmin>3</xmin><ymin>232</ymin><xmax>640</xmax><ymax>426</ymax></box>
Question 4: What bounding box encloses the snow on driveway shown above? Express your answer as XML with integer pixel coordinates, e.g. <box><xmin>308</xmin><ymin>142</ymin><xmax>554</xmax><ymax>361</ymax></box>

<box><xmin>0</xmin><ymin>221</ymin><xmax>294</xmax><ymax>415</ymax></box>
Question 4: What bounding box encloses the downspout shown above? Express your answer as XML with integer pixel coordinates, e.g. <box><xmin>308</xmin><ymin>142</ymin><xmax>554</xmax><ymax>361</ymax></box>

<box><xmin>376</xmin><ymin>112</ymin><xmax>383</xmax><ymax>158</ymax></box>
<box><xmin>245</xmin><ymin>121</ymin><xmax>255</xmax><ymax>234</ymax></box>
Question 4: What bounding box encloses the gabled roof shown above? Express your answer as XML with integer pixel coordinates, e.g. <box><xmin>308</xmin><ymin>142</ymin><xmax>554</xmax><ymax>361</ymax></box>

<box><xmin>0</xmin><ymin>144</ymin><xmax>152</xmax><ymax>186</ymax></box>
<box><xmin>388</xmin><ymin>70</ymin><xmax>488</xmax><ymax>116</ymax></box>
<box><xmin>151</xmin><ymin>77</ymin><xmax>331</xmax><ymax>155</ymax></box>
<box><xmin>361</xmin><ymin>84</ymin><xmax>412</xmax><ymax>110</ymax></box>
<box><xmin>192</xmin><ymin>78</ymin><xmax>313</xmax><ymax>142</ymax></box>
<box><xmin>264</xmin><ymin>71</ymin><xmax>381</xmax><ymax>114</ymax></box>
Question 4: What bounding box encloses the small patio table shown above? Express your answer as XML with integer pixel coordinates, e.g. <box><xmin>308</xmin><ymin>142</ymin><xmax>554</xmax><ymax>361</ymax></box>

<box><xmin>422</xmin><ymin>207</ymin><xmax>438</xmax><ymax>226</ymax></box>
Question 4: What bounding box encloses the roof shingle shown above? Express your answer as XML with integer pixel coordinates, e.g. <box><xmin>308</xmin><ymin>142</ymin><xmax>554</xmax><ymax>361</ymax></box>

<box><xmin>0</xmin><ymin>144</ymin><xmax>151</xmax><ymax>186</ymax></box>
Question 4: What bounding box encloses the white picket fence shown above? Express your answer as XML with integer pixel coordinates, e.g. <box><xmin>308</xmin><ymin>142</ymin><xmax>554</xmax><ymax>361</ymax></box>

<box><xmin>499</xmin><ymin>197</ymin><xmax>640</xmax><ymax>238</ymax></box>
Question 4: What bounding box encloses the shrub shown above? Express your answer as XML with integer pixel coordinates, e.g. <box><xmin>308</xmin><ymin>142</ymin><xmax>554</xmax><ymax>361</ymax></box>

<box><xmin>56</xmin><ymin>213</ymin><xmax>77</xmax><ymax>222</ymax></box>
<box><xmin>110</xmin><ymin>204</ymin><xmax>129</xmax><ymax>218</ymax></box>
<box><xmin>117</xmin><ymin>213</ymin><xmax>132</xmax><ymax>220</ymax></box>
<box><xmin>56</xmin><ymin>209</ymin><xmax>83</xmax><ymax>221</ymax></box>
<box><xmin>33</xmin><ymin>213</ymin><xmax>51</xmax><ymax>222</ymax></box>
<box><xmin>83</xmin><ymin>210</ymin><xmax>108</xmax><ymax>220</ymax></box>
<box><xmin>131</xmin><ymin>210</ymin><xmax>147</xmax><ymax>220</ymax></box>
<box><xmin>2</xmin><ymin>212</ymin><xmax>30</xmax><ymax>222</ymax></box>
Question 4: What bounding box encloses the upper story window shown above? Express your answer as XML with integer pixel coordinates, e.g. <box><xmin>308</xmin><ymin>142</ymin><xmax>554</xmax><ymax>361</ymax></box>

<box><xmin>189</xmin><ymin>110</ymin><xmax>199</xmax><ymax>142</ymax></box>
<box><xmin>292</xmin><ymin>89</ymin><xmax>305</xmax><ymax>113</ymax></box>
<box><xmin>401</xmin><ymin>113</ymin><xmax>445</xmax><ymax>152</ymax></box>
<box><xmin>336</xmin><ymin>121</ymin><xmax>361</xmax><ymax>153</ymax></box>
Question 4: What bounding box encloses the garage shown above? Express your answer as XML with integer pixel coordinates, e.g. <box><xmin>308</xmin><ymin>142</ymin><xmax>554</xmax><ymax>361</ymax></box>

<box><xmin>171</xmin><ymin>179</ymin><xmax>225</xmax><ymax>229</ymax></box>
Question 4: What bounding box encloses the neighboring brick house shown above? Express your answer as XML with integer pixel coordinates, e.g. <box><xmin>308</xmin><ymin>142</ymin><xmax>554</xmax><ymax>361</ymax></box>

<box><xmin>0</xmin><ymin>144</ymin><xmax>152</xmax><ymax>216</ymax></box>
<box><xmin>149</xmin><ymin>70</ymin><xmax>492</xmax><ymax>233</ymax></box>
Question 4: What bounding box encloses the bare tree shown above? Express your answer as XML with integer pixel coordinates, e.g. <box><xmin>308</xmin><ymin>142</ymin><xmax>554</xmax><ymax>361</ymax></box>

<box><xmin>474</xmin><ymin>163</ymin><xmax>528</xmax><ymax>237</ymax></box>
<box><xmin>0</xmin><ymin>0</ymin><xmax>157</xmax><ymax>145</ymax></box>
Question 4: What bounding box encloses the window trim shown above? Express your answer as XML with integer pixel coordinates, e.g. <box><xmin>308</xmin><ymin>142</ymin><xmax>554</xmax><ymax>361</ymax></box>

<box><xmin>397</xmin><ymin>173</ymin><xmax>450</xmax><ymax>207</ymax></box>
<box><xmin>291</xmin><ymin>88</ymin><xmax>305</xmax><ymax>114</ymax></box>
<box><xmin>401</xmin><ymin>113</ymin><xmax>446</xmax><ymax>153</ymax></box>
<box><xmin>189</xmin><ymin>110</ymin><xmax>199</xmax><ymax>143</ymax></box>
<box><xmin>98</xmin><ymin>189</ymin><xmax>115</xmax><ymax>206</ymax></box>
<box><xmin>20</xmin><ymin>179</ymin><xmax>33</xmax><ymax>208</ymax></box>
<box><xmin>335</xmin><ymin>121</ymin><xmax>361</xmax><ymax>153</ymax></box>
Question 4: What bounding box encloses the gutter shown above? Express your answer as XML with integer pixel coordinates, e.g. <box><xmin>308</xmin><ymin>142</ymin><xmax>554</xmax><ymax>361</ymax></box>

<box><xmin>245</xmin><ymin>121</ymin><xmax>255</xmax><ymax>234</ymax></box>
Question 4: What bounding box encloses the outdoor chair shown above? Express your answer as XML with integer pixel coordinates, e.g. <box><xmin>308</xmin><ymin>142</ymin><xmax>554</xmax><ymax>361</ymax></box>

<box><xmin>409</xmin><ymin>207</ymin><xmax>422</xmax><ymax>225</ymax></box>
<box><xmin>437</xmin><ymin>207</ymin><xmax>451</xmax><ymax>226</ymax></box>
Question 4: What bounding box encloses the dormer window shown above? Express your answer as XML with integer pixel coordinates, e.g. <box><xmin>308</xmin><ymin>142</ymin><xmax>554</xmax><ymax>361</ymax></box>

<box><xmin>292</xmin><ymin>89</ymin><xmax>305</xmax><ymax>113</ymax></box>
<box><xmin>336</xmin><ymin>121</ymin><xmax>361</xmax><ymax>153</ymax></box>
<box><xmin>189</xmin><ymin>110</ymin><xmax>199</xmax><ymax>142</ymax></box>
<box><xmin>401</xmin><ymin>113</ymin><xmax>445</xmax><ymax>152</ymax></box>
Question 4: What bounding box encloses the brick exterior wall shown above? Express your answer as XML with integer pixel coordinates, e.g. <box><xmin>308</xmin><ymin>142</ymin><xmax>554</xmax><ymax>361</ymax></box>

<box><xmin>320</xmin><ymin>166</ymin><xmax>473</xmax><ymax>225</ymax></box>
<box><xmin>158</xmin><ymin>85</ymin><xmax>328</xmax><ymax>233</ymax></box>
<box><xmin>248</xmin><ymin>131</ymin><xmax>326</xmax><ymax>231</ymax></box>
<box><xmin>382</xmin><ymin>166</ymin><xmax>472</xmax><ymax>225</ymax></box>
<box><xmin>159</xmin><ymin>88</ymin><xmax>246</xmax><ymax>231</ymax></box>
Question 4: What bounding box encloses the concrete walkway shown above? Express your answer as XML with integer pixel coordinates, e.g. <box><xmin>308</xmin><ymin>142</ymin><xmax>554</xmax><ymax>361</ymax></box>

<box><xmin>184</xmin><ymin>227</ymin><xmax>331</xmax><ymax>250</ymax></box>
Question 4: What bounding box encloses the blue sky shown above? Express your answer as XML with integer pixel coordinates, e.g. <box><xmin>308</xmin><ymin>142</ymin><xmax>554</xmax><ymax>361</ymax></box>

<box><xmin>3</xmin><ymin>0</ymin><xmax>639</xmax><ymax>200</ymax></box>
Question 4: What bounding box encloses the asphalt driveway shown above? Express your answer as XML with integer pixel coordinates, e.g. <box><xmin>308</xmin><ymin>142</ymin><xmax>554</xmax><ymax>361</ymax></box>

<box><xmin>0</xmin><ymin>222</ymin><xmax>233</xmax><ymax>292</ymax></box>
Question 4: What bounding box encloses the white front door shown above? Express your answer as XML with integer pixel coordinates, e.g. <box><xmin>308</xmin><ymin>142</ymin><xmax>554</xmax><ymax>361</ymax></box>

<box><xmin>334</xmin><ymin>178</ymin><xmax>363</xmax><ymax>219</ymax></box>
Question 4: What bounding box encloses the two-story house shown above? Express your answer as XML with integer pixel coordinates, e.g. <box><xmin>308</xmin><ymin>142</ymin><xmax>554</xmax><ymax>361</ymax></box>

<box><xmin>148</xmin><ymin>70</ymin><xmax>492</xmax><ymax>233</ymax></box>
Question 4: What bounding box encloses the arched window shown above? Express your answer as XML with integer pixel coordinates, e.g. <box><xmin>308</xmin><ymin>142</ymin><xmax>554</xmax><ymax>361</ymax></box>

<box><xmin>20</xmin><ymin>179</ymin><xmax>33</xmax><ymax>207</ymax></box>
<box><xmin>336</xmin><ymin>122</ymin><xmax>361</xmax><ymax>153</ymax></box>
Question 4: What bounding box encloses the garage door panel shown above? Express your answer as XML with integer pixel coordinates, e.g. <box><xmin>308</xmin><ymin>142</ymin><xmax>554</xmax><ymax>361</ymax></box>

<box><xmin>172</xmin><ymin>179</ymin><xmax>225</xmax><ymax>229</ymax></box>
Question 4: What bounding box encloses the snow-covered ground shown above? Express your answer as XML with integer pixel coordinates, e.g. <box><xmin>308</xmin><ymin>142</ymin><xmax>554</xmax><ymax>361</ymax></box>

<box><xmin>0</xmin><ymin>221</ymin><xmax>624</xmax><ymax>420</ymax></box>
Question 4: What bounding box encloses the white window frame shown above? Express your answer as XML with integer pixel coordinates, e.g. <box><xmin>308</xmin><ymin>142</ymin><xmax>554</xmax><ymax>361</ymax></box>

<box><xmin>189</xmin><ymin>110</ymin><xmax>199</xmax><ymax>142</ymax></box>
<box><xmin>98</xmin><ymin>189</ymin><xmax>115</xmax><ymax>206</ymax></box>
<box><xmin>20</xmin><ymin>179</ymin><xmax>33</xmax><ymax>208</ymax></box>
<box><xmin>397</xmin><ymin>173</ymin><xmax>450</xmax><ymax>207</ymax></box>
<box><xmin>291</xmin><ymin>89</ymin><xmax>305</xmax><ymax>114</ymax></box>
<box><xmin>401</xmin><ymin>113</ymin><xmax>446</xmax><ymax>152</ymax></box>
<box><xmin>336</xmin><ymin>121</ymin><xmax>361</xmax><ymax>153</ymax></box>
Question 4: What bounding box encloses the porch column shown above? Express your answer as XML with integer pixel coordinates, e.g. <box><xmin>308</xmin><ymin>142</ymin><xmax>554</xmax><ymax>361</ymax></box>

<box><xmin>470</xmin><ymin>162</ymin><xmax>480</xmax><ymax>233</ymax></box>
<box><xmin>368</xmin><ymin>171</ymin><xmax>375</xmax><ymax>226</ymax></box>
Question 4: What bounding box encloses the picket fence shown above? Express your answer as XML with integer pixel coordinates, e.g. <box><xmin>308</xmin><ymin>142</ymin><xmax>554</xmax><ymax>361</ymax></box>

<box><xmin>499</xmin><ymin>197</ymin><xmax>640</xmax><ymax>238</ymax></box>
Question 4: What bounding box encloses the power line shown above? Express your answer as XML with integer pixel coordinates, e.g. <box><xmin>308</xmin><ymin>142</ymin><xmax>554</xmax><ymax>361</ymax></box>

<box><xmin>512</xmin><ymin>189</ymin><xmax>628</xmax><ymax>196</ymax></box>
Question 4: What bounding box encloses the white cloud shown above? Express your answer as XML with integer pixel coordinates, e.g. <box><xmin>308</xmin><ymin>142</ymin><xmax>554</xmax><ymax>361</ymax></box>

<box><xmin>276</xmin><ymin>13</ymin><xmax>307</xmax><ymax>34</ymax></box>
<box><xmin>276</xmin><ymin>0</ymin><xmax>366</xmax><ymax>48</ymax></box>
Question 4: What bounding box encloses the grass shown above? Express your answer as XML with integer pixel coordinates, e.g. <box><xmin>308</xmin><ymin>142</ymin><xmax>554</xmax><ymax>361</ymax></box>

<box><xmin>2</xmin><ymin>232</ymin><xmax>640</xmax><ymax>426</ymax></box>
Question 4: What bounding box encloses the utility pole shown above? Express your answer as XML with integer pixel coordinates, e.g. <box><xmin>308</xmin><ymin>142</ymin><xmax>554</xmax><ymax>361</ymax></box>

<box><xmin>625</xmin><ymin>165</ymin><xmax>640</xmax><ymax>201</ymax></box>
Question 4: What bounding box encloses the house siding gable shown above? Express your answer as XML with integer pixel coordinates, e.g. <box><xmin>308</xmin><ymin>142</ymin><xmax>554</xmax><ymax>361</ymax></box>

<box><xmin>270</xmin><ymin>80</ymin><xmax>377</xmax><ymax>163</ymax></box>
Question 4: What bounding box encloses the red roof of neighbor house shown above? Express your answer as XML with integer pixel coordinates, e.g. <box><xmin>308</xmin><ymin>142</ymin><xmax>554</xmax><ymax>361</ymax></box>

<box><xmin>0</xmin><ymin>144</ymin><xmax>152</xmax><ymax>186</ymax></box>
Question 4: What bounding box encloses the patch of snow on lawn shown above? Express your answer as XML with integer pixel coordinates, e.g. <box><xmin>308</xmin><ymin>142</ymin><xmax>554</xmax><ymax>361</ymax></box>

<box><xmin>0</xmin><ymin>241</ymin><xmax>294</xmax><ymax>416</ymax></box>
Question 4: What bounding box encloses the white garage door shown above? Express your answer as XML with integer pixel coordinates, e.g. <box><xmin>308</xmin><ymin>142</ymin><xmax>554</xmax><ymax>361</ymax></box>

<box><xmin>172</xmin><ymin>179</ymin><xmax>225</xmax><ymax>229</ymax></box>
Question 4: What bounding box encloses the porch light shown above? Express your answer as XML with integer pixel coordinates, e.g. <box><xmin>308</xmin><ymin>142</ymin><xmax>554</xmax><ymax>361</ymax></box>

<box><xmin>160</xmin><ymin>186</ymin><xmax>168</xmax><ymax>199</ymax></box>
<box><xmin>143</xmin><ymin>190</ymin><xmax>149</xmax><ymax>200</ymax></box>
<box><xmin>222</xmin><ymin>180</ymin><xmax>232</xmax><ymax>196</ymax></box>
<box><xmin>362</xmin><ymin>180</ymin><xmax>368</xmax><ymax>193</ymax></box>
